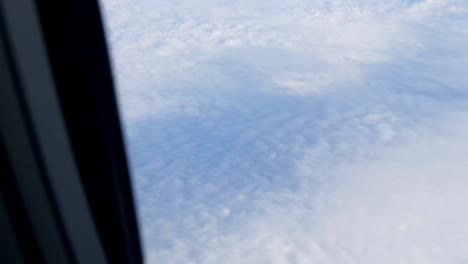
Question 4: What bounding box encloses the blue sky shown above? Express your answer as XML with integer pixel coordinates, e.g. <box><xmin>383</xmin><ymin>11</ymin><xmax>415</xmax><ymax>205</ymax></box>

<box><xmin>100</xmin><ymin>0</ymin><xmax>468</xmax><ymax>263</ymax></box>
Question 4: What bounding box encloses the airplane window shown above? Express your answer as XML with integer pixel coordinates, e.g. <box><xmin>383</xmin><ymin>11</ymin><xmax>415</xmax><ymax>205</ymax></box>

<box><xmin>99</xmin><ymin>0</ymin><xmax>468</xmax><ymax>263</ymax></box>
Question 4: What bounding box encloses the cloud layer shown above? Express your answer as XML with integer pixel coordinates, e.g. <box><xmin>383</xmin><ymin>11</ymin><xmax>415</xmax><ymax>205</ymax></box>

<box><xmin>100</xmin><ymin>0</ymin><xmax>468</xmax><ymax>263</ymax></box>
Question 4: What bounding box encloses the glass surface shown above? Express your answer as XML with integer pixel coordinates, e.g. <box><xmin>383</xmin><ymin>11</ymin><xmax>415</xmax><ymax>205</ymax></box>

<box><xmin>100</xmin><ymin>0</ymin><xmax>468</xmax><ymax>263</ymax></box>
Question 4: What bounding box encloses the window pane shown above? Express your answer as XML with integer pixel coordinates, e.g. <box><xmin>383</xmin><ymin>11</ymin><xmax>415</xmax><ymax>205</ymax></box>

<box><xmin>99</xmin><ymin>0</ymin><xmax>468</xmax><ymax>263</ymax></box>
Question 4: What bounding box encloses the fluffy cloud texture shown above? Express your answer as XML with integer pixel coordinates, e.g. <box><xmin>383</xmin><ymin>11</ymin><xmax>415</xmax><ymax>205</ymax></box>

<box><xmin>100</xmin><ymin>0</ymin><xmax>468</xmax><ymax>263</ymax></box>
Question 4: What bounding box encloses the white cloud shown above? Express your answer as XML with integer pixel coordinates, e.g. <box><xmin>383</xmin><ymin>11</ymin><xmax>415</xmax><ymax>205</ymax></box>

<box><xmin>100</xmin><ymin>0</ymin><xmax>467</xmax><ymax>121</ymax></box>
<box><xmin>99</xmin><ymin>0</ymin><xmax>468</xmax><ymax>263</ymax></box>
<box><xmin>135</xmin><ymin>104</ymin><xmax>468</xmax><ymax>264</ymax></box>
